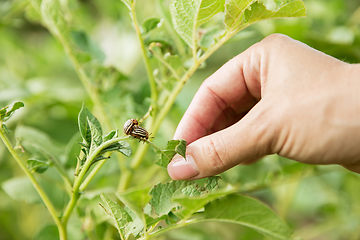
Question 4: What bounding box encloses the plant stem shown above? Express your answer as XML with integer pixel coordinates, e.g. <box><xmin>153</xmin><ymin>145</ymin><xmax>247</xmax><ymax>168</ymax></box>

<box><xmin>131</xmin><ymin>1</ymin><xmax>158</xmax><ymax>104</ymax></box>
<box><xmin>0</xmin><ymin>127</ymin><xmax>65</xmax><ymax>239</ymax></box>
<box><xmin>79</xmin><ymin>159</ymin><xmax>106</xmax><ymax>191</ymax></box>
<box><xmin>61</xmin><ymin>136</ymin><xmax>130</xmax><ymax>232</ymax></box>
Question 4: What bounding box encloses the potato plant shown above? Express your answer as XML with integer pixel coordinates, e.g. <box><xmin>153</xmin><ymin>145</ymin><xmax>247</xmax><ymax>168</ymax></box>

<box><xmin>0</xmin><ymin>0</ymin><xmax>316</xmax><ymax>239</ymax></box>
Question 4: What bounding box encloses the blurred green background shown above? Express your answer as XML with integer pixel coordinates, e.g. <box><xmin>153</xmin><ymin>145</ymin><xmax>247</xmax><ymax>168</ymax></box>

<box><xmin>1</xmin><ymin>0</ymin><xmax>360</xmax><ymax>239</ymax></box>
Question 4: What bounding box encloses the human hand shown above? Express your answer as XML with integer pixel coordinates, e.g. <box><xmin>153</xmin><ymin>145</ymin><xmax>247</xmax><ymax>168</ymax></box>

<box><xmin>167</xmin><ymin>34</ymin><xmax>360</xmax><ymax>180</ymax></box>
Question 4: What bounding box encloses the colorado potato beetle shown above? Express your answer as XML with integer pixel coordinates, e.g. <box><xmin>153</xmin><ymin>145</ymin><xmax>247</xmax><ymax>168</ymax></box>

<box><xmin>123</xmin><ymin>119</ymin><xmax>139</xmax><ymax>135</ymax></box>
<box><xmin>130</xmin><ymin>125</ymin><xmax>149</xmax><ymax>141</ymax></box>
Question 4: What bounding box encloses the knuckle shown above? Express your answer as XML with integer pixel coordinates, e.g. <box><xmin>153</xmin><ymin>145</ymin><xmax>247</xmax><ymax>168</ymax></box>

<box><xmin>261</xmin><ymin>33</ymin><xmax>289</xmax><ymax>45</ymax></box>
<box><xmin>202</xmin><ymin>136</ymin><xmax>226</xmax><ymax>173</ymax></box>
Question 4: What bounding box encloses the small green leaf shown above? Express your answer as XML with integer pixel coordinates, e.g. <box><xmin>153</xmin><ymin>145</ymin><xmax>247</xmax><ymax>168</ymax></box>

<box><xmin>142</xmin><ymin>17</ymin><xmax>161</xmax><ymax>34</ymax></box>
<box><xmin>0</xmin><ymin>101</ymin><xmax>24</xmax><ymax>122</ymax></box>
<box><xmin>155</xmin><ymin>139</ymin><xmax>187</xmax><ymax>168</ymax></box>
<box><xmin>88</xmin><ymin>118</ymin><xmax>103</xmax><ymax>154</ymax></box>
<box><xmin>224</xmin><ymin>0</ymin><xmax>306</xmax><ymax>34</ymax></box>
<box><xmin>1</xmin><ymin>124</ymin><xmax>10</xmax><ymax>134</ymax></box>
<box><xmin>204</xmin><ymin>194</ymin><xmax>293</xmax><ymax>240</ymax></box>
<box><xmin>118</xmin><ymin>141</ymin><xmax>132</xmax><ymax>157</ymax></box>
<box><xmin>78</xmin><ymin>104</ymin><xmax>102</xmax><ymax>146</ymax></box>
<box><xmin>170</xmin><ymin>0</ymin><xmax>225</xmax><ymax>48</ymax></box>
<box><xmin>103</xmin><ymin>130</ymin><xmax>118</xmax><ymax>142</ymax></box>
<box><xmin>27</xmin><ymin>158</ymin><xmax>50</xmax><ymax>174</ymax></box>
<box><xmin>116</xmin><ymin>185</ymin><xmax>152</xmax><ymax>220</ymax></box>
<box><xmin>100</xmin><ymin>194</ymin><xmax>132</xmax><ymax>239</ymax></box>
<box><xmin>100</xmin><ymin>142</ymin><xmax>132</xmax><ymax>157</ymax></box>
<box><xmin>244</xmin><ymin>1</ymin><xmax>306</xmax><ymax>23</ymax></box>
<box><xmin>0</xmin><ymin>107</ymin><xmax>6</xmax><ymax>121</ymax></box>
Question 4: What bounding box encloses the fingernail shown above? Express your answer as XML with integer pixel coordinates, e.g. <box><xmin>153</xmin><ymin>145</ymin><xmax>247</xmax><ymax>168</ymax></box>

<box><xmin>167</xmin><ymin>155</ymin><xmax>199</xmax><ymax>180</ymax></box>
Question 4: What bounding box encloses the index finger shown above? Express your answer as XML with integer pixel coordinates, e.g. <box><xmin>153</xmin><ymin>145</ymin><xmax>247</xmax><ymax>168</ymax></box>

<box><xmin>174</xmin><ymin>49</ymin><xmax>262</xmax><ymax>144</ymax></box>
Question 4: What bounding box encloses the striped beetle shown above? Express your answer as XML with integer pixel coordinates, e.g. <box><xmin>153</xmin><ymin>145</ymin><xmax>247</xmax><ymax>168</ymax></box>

<box><xmin>130</xmin><ymin>125</ymin><xmax>149</xmax><ymax>142</ymax></box>
<box><xmin>123</xmin><ymin>119</ymin><xmax>139</xmax><ymax>135</ymax></box>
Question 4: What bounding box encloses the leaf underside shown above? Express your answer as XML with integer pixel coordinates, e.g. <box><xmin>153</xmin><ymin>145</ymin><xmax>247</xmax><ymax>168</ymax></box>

<box><xmin>170</xmin><ymin>0</ymin><xmax>225</xmax><ymax>48</ymax></box>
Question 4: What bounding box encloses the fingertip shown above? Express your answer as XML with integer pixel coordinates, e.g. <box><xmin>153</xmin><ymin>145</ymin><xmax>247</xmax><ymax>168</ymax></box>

<box><xmin>167</xmin><ymin>155</ymin><xmax>199</xmax><ymax>180</ymax></box>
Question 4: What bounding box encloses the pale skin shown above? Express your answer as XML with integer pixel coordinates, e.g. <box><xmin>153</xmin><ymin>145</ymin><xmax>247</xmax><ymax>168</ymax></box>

<box><xmin>167</xmin><ymin>34</ymin><xmax>360</xmax><ymax>180</ymax></box>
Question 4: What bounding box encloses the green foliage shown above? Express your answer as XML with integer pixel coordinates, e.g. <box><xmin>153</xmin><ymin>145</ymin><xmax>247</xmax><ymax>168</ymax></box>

<box><xmin>2</xmin><ymin>177</ymin><xmax>41</xmax><ymax>204</ymax></box>
<box><xmin>0</xmin><ymin>101</ymin><xmax>24</xmax><ymax>133</ymax></box>
<box><xmin>170</xmin><ymin>0</ymin><xmax>225</xmax><ymax>48</ymax></box>
<box><xmin>100</xmin><ymin>194</ymin><xmax>132</xmax><ymax>239</ymax></box>
<box><xmin>155</xmin><ymin>139</ymin><xmax>187</xmax><ymax>167</ymax></box>
<box><xmin>204</xmin><ymin>194</ymin><xmax>293</xmax><ymax>240</ymax></box>
<box><xmin>76</xmin><ymin>104</ymin><xmax>132</xmax><ymax>174</ymax></box>
<box><xmin>0</xmin><ymin>101</ymin><xmax>24</xmax><ymax>122</ymax></box>
<box><xmin>224</xmin><ymin>0</ymin><xmax>306</xmax><ymax>34</ymax></box>
<box><xmin>2</xmin><ymin>0</ymin><xmax>359</xmax><ymax>240</ymax></box>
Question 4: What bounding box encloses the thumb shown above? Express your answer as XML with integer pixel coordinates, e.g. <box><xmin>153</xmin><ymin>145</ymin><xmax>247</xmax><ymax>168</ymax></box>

<box><xmin>167</xmin><ymin>103</ymin><xmax>277</xmax><ymax>180</ymax></box>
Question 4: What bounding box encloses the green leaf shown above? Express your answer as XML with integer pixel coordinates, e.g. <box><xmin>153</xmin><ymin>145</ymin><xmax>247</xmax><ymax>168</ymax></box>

<box><xmin>154</xmin><ymin>139</ymin><xmax>187</xmax><ymax>168</ymax></box>
<box><xmin>41</xmin><ymin>0</ymin><xmax>69</xmax><ymax>43</ymax></box>
<box><xmin>0</xmin><ymin>108</ymin><xmax>6</xmax><ymax>121</ymax></box>
<box><xmin>204</xmin><ymin>194</ymin><xmax>293</xmax><ymax>240</ymax></box>
<box><xmin>15</xmin><ymin>126</ymin><xmax>65</xmax><ymax>172</ymax></box>
<box><xmin>117</xmin><ymin>141</ymin><xmax>132</xmax><ymax>157</ymax></box>
<box><xmin>88</xmin><ymin>118</ymin><xmax>103</xmax><ymax>154</ymax></box>
<box><xmin>172</xmin><ymin>183</ymin><xmax>234</xmax><ymax>220</ymax></box>
<box><xmin>149</xmin><ymin>177</ymin><xmax>220</xmax><ymax>216</ymax></box>
<box><xmin>15</xmin><ymin>126</ymin><xmax>63</xmax><ymax>155</ymax></box>
<box><xmin>1</xmin><ymin>124</ymin><xmax>10</xmax><ymax>134</ymax></box>
<box><xmin>2</xmin><ymin>177</ymin><xmax>41</xmax><ymax>204</ymax></box>
<box><xmin>204</xmin><ymin>176</ymin><xmax>221</xmax><ymax>191</ymax></box>
<box><xmin>103</xmin><ymin>130</ymin><xmax>118</xmax><ymax>142</ymax></box>
<box><xmin>100</xmin><ymin>141</ymin><xmax>132</xmax><ymax>157</ymax></box>
<box><xmin>142</xmin><ymin>17</ymin><xmax>161</xmax><ymax>34</ymax></box>
<box><xmin>27</xmin><ymin>158</ymin><xmax>50</xmax><ymax>174</ymax></box>
<box><xmin>100</xmin><ymin>194</ymin><xmax>132</xmax><ymax>240</ymax></box>
<box><xmin>124</xmin><ymin>206</ymin><xmax>144</xmax><ymax>238</ymax></box>
<box><xmin>78</xmin><ymin>104</ymin><xmax>102</xmax><ymax>147</ymax></box>
<box><xmin>5</xmin><ymin>101</ymin><xmax>24</xmax><ymax>117</ymax></box>
<box><xmin>244</xmin><ymin>1</ymin><xmax>306</xmax><ymax>22</ymax></box>
<box><xmin>170</xmin><ymin>0</ymin><xmax>225</xmax><ymax>48</ymax></box>
<box><xmin>0</xmin><ymin>101</ymin><xmax>24</xmax><ymax>122</ymax></box>
<box><xmin>116</xmin><ymin>185</ymin><xmax>152</xmax><ymax>220</ymax></box>
<box><xmin>150</xmin><ymin>180</ymin><xmax>193</xmax><ymax>216</ymax></box>
<box><xmin>224</xmin><ymin>0</ymin><xmax>306</xmax><ymax>34</ymax></box>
